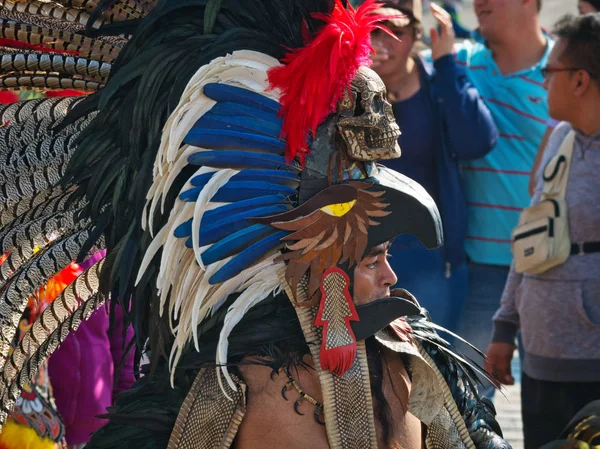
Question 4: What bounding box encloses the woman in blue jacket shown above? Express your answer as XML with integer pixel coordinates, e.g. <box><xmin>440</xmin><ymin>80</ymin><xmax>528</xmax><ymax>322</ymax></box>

<box><xmin>371</xmin><ymin>0</ymin><xmax>497</xmax><ymax>334</ymax></box>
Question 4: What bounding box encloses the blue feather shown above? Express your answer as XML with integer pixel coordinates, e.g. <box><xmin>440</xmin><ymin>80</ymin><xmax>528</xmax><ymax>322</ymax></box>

<box><xmin>203</xmin><ymin>83</ymin><xmax>280</xmax><ymax>114</ymax></box>
<box><xmin>194</xmin><ymin>113</ymin><xmax>282</xmax><ymax>139</ymax></box>
<box><xmin>187</xmin><ymin>172</ymin><xmax>214</xmax><ymax>190</ymax></box>
<box><xmin>180</xmin><ymin>181</ymin><xmax>297</xmax><ymax>203</ymax></box>
<box><xmin>184</xmin><ymin>129</ymin><xmax>284</xmax><ymax>153</ymax></box>
<box><xmin>190</xmin><ymin>169</ymin><xmax>299</xmax><ymax>187</ymax></box>
<box><xmin>188</xmin><ymin>151</ymin><xmax>295</xmax><ymax>170</ymax></box>
<box><xmin>209</xmin><ymin>230</ymin><xmax>289</xmax><ymax>285</ymax></box>
<box><xmin>173</xmin><ymin>194</ymin><xmax>290</xmax><ymax>238</ymax></box>
<box><xmin>199</xmin><ymin>204</ymin><xmax>288</xmax><ymax>245</ymax></box>
<box><xmin>201</xmin><ymin>224</ymin><xmax>280</xmax><ymax>265</ymax></box>
<box><xmin>209</xmin><ymin>102</ymin><xmax>281</xmax><ymax>123</ymax></box>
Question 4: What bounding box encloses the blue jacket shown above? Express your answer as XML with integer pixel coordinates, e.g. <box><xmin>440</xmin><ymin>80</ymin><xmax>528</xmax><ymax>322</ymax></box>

<box><xmin>417</xmin><ymin>53</ymin><xmax>497</xmax><ymax>268</ymax></box>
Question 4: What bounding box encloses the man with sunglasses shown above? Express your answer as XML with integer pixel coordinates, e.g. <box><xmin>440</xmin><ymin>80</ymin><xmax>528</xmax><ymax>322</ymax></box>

<box><xmin>487</xmin><ymin>12</ymin><xmax>600</xmax><ymax>449</ymax></box>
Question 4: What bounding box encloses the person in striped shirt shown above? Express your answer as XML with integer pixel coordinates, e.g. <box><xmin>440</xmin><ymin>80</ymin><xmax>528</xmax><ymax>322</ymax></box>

<box><xmin>451</xmin><ymin>0</ymin><xmax>555</xmax><ymax>397</ymax></box>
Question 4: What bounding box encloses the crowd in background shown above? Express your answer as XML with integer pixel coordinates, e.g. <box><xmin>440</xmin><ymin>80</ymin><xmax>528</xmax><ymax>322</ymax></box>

<box><xmin>372</xmin><ymin>1</ymin><xmax>600</xmax><ymax>448</ymax></box>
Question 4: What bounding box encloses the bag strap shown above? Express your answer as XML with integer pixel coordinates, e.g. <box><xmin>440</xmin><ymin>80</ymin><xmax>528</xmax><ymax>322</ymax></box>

<box><xmin>541</xmin><ymin>130</ymin><xmax>576</xmax><ymax>200</ymax></box>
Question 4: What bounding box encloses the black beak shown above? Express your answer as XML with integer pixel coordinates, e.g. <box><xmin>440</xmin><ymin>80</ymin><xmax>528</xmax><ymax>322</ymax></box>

<box><xmin>365</xmin><ymin>165</ymin><xmax>443</xmax><ymax>251</ymax></box>
<box><xmin>351</xmin><ymin>296</ymin><xmax>421</xmax><ymax>341</ymax></box>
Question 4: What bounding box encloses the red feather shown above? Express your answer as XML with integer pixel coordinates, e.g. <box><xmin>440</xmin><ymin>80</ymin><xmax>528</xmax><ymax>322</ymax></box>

<box><xmin>0</xmin><ymin>92</ymin><xmax>19</xmax><ymax>104</ymax></box>
<box><xmin>267</xmin><ymin>0</ymin><xmax>390</xmax><ymax>166</ymax></box>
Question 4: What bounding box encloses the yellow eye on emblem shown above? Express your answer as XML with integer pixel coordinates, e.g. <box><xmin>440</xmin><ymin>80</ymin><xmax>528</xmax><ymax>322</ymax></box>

<box><xmin>320</xmin><ymin>200</ymin><xmax>356</xmax><ymax>217</ymax></box>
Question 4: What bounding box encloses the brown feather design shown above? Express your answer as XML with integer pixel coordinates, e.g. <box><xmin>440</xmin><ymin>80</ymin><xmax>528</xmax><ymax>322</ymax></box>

<box><xmin>261</xmin><ymin>182</ymin><xmax>390</xmax><ymax>305</ymax></box>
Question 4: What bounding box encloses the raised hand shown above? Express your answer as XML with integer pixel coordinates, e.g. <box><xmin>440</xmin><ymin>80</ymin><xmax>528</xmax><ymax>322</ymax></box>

<box><xmin>429</xmin><ymin>2</ymin><xmax>455</xmax><ymax>61</ymax></box>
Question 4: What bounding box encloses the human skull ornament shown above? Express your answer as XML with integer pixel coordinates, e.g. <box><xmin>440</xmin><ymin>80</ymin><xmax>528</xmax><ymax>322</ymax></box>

<box><xmin>337</xmin><ymin>66</ymin><xmax>401</xmax><ymax>161</ymax></box>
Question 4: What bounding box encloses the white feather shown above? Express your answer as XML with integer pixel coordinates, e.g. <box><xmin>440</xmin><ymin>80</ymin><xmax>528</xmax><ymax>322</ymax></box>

<box><xmin>166</xmin><ymin>249</ymin><xmax>196</xmax><ymax>327</ymax></box>
<box><xmin>188</xmin><ymin>256</ymin><xmax>233</xmax><ymax>349</ymax></box>
<box><xmin>171</xmin><ymin>243</ymin><xmax>211</xmax><ymax>321</ymax></box>
<box><xmin>216</xmin><ymin>261</ymin><xmax>285</xmax><ymax>395</ymax></box>
<box><xmin>159</xmin><ymin>147</ymin><xmax>211</xmax><ymax>214</ymax></box>
<box><xmin>170</xmin><ymin>255</ymin><xmax>202</xmax><ymax>324</ymax></box>
<box><xmin>135</xmin><ymin>224</ymin><xmax>170</xmax><ymax>286</ymax></box>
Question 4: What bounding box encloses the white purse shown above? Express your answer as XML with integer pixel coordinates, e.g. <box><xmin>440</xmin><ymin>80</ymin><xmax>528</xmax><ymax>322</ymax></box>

<box><xmin>511</xmin><ymin>131</ymin><xmax>575</xmax><ymax>274</ymax></box>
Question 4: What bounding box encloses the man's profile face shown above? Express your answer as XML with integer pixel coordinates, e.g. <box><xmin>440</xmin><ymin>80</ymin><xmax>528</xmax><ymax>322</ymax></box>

<box><xmin>543</xmin><ymin>40</ymin><xmax>574</xmax><ymax>122</ymax></box>
<box><xmin>353</xmin><ymin>241</ymin><xmax>398</xmax><ymax>306</ymax></box>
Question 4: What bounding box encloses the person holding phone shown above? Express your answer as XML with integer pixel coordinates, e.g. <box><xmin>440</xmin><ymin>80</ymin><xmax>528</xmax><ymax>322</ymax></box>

<box><xmin>371</xmin><ymin>0</ymin><xmax>497</xmax><ymax>336</ymax></box>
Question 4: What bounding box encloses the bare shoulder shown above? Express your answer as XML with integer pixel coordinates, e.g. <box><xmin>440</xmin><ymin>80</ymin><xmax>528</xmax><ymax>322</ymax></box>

<box><xmin>234</xmin><ymin>362</ymin><xmax>329</xmax><ymax>449</ymax></box>
<box><xmin>233</xmin><ymin>348</ymin><xmax>422</xmax><ymax>449</ymax></box>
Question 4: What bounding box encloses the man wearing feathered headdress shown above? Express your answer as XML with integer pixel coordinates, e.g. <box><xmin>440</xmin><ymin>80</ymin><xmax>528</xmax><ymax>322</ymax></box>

<box><xmin>0</xmin><ymin>0</ymin><xmax>511</xmax><ymax>448</ymax></box>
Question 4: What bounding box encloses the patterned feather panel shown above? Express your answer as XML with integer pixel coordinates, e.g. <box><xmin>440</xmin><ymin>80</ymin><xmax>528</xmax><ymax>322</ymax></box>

<box><xmin>0</xmin><ymin>97</ymin><xmax>87</xmax><ymax>167</ymax></box>
<box><xmin>0</xmin><ymin>21</ymin><xmax>121</xmax><ymax>62</ymax></box>
<box><xmin>0</xmin><ymin>258</ymin><xmax>105</xmax><ymax>415</ymax></box>
<box><xmin>1</xmin><ymin>0</ymin><xmax>106</xmax><ymax>30</ymax></box>
<box><xmin>0</xmin><ymin>185</ymin><xmax>77</xmax><ymax>232</ymax></box>
<box><xmin>0</xmin><ymin>97</ymin><xmax>78</xmax><ymax>125</ymax></box>
<box><xmin>0</xmin><ymin>201</ymin><xmax>88</xmax><ymax>286</ymax></box>
<box><xmin>0</xmin><ymin>53</ymin><xmax>111</xmax><ymax>81</ymax></box>
<box><xmin>0</xmin><ymin>0</ymin><xmax>154</xmax><ymax>97</ymax></box>
<box><xmin>0</xmin><ymin>229</ymin><xmax>91</xmax><ymax>367</ymax></box>
<box><xmin>0</xmin><ymin>185</ymin><xmax>68</xmax><ymax>227</ymax></box>
<box><xmin>0</xmin><ymin>292</ymin><xmax>105</xmax><ymax>426</ymax></box>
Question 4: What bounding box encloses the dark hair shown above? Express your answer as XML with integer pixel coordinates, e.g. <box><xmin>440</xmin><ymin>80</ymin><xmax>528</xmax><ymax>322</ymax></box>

<box><xmin>537</xmin><ymin>0</ymin><xmax>542</xmax><ymax>12</ymax></box>
<box><xmin>553</xmin><ymin>13</ymin><xmax>600</xmax><ymax>89</ymax></box>
<box><xmin>377</xmin><ymin>1</ymin><xmax>422</xmax><ymax>39</ymax></box>
<box><xmin>582</xmin><ymin>0</ymin><xmax>600</xmax><ymax>12</ymax></box>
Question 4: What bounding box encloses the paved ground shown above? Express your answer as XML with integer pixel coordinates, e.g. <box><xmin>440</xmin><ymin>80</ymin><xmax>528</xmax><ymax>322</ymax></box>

<box><xmin>494</xmin><ymin>354</ymin><xmax>524</xmax><ymax>449</ymax></box>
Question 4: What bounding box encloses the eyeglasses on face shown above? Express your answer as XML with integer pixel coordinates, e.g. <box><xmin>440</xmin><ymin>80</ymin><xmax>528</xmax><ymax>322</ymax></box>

<box><xmin>541</xmin><ymin>66</ymin><xmax>585</xmax><ymax>79</ymax></box>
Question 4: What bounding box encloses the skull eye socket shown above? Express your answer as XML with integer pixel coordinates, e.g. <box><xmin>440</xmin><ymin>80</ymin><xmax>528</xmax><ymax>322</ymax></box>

<box><xmin>372</xmin><ymin>93</ymin><xmax>384</xmax><ymax>115</ymax></box>
<box><xmin>353</xmin><ymin>97</ymin><xmax>365</xmax><ymax>117</ymax></box>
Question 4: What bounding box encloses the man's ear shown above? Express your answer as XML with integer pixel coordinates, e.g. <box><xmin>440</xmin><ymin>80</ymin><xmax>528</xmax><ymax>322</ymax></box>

<box><xmin>573</xmin><ymin>70</ymin><xmax>592</xmax><ymax>96</ymax></box>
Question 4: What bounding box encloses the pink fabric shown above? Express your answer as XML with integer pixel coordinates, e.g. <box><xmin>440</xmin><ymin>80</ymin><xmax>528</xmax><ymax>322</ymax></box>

<box><xmin>48</xmin><ymin>305</ymin><xmax>136</xmax><ymax>445</ymax></box>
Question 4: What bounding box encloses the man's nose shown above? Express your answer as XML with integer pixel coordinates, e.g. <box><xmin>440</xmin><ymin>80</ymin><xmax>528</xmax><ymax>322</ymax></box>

<box><xmin>381</xmin><ymin>258</ymin><xmax>398</xmax><ymax>287</ymax></box>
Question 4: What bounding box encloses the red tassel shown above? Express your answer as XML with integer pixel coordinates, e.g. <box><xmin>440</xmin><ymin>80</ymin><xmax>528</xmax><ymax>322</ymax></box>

<box><xmin>0</xmin><ymin>38</ymin><xmax>80</xmax><ymax>55</ymax></box>
<box><xmin>319</xmin><ymin>341</ymin><xmax>357</xmax><ymax>377</ymax></box>
<box><xmin>267</xmin><ymin>0</ymin><xmax>395</xmax><ymax>166</ymax></box>
<box><xmin>314</xmin><ymin>268</ymin><xmax>359</xmax><ymax>376</ymax></box>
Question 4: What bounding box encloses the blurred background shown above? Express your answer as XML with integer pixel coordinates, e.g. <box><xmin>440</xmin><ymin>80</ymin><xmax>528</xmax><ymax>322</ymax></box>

<box><xmin>421</xmin><ymin>0</ymin><xmax>578</xmax><ymax>32</ymax></box>
<box><xmin>422</xmin><ymin>3</ymin><xmax>578</xmax><ymax>449</ymax></box>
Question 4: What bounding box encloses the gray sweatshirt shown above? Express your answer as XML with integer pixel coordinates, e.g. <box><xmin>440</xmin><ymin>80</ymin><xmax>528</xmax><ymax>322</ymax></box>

<box><xmin>492</xmin><ymin>121</ymin><xmax>600</xmax><ymax>382</ymax></box>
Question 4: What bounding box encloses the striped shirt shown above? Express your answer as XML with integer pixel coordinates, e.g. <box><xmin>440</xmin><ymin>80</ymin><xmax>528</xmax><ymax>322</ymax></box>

<box><xmin>454</xmin><ymin>33</ymin><xmax>554</xmax><ymax>266</ymax></box>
